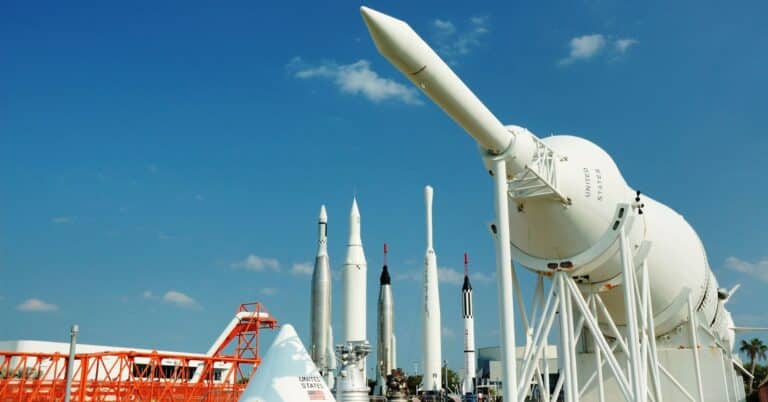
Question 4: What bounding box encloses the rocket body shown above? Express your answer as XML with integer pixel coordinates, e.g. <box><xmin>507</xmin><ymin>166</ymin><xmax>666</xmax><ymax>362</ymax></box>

<box><xmin>376</xmin><ymin>259</ymin><xmax>395</xmax><ymax>395</ymax></box>
<box><xmin>360</xmin><ymin>6</ymin><xmax>734</xmax><ymax>346</ymax></box>
<box><xmin>310</xmin><ymin>206</ymin><xmax>332</xmax><ymax>383</ymax></box>
<box><xmin>423</xmin><ymin>186</ymin><xmax>442</xmax><ymax>392</ymax></box>
<box><xmin>461</xmin><ymin>265</ymin><xmax>476</xmax><ymax>395</ymax></box>
<box><xmin>336</xmin><ymin>198</ymin><xmax>371</xmax><ymax>402</ymax></box>
<box><xmin>341</xmin><ymin>198</ymin><xmax>367</xmax><ymax>343</ymax></box>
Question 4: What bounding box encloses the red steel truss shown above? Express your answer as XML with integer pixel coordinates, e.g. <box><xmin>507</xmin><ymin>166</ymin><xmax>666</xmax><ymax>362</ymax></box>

<box><xmin>0</xmin><ymin>302</ymin><xmax>278</xmax><ymax>402</ymax></box>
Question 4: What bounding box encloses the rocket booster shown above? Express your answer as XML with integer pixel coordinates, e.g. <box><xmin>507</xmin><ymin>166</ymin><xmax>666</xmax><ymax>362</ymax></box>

<box><xmin>360</xmin><ymin>6</ymin><xmax>535</xmax><ymax>174</ymax></box>
<box><xmin>376</xmin><ymin>244</ymin><xmax>395</xmax><ymax>395</ymax></box>
<box><xmin>342</xmin><ymin>198</ymin><xmax>367</xmax><ymax>343</ymax></box>
<box><xmin>360</xmin><ymin>6</ymin><xmax>735</xmax><ymax>344</ymax></box>
<box><xmin>423</xmin><ymin>186</ymin><xmax>442</xmax><ymax>392</ymax></box>
<box><xmin>461</xmin><ymin>253</ymin><xmax>476</xmax><ymax>395</ymax></box>
<box><xmin>310</xmin><ymin>206</ymin><xmax>332</xmax><ymax>381</ymax></box>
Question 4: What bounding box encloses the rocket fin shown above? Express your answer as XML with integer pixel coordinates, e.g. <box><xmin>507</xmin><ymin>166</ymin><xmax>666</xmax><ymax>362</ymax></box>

<box><xmin>239</xmin><ymin>324</ymin><xmax>336</xmax><ymax>402</ymax></box>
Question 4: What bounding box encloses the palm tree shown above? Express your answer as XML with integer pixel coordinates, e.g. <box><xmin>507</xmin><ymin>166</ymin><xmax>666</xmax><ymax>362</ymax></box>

<box><xmin>739</xmin><ymin>338</ymin><xmax>767</xmax><ymax>394</ymax></box>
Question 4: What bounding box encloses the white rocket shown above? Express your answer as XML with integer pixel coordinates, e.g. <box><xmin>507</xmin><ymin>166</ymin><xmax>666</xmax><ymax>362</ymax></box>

<box><xmin>310</xmin><ymin>205</ymin><xmax>333</xmax><ymax>386</ymax></box>
<box><xmin>341</xmin><ymin>198</ymin><xmax>366</xmax><ymax>344</ymax></box>
<box><xmin>361</xmin><ymin>7</ymin><xmax>742</xmax><ymax>401</ymax></box>
<box><xmin>376</xmin><ymin>243</ymin><xmax>395</xmax><ymax>396</ymax></box>
<box><xmin>461</xmin><ymin>253</ymin><xmax>476</xmax><ymax>396</ymax></box>
<box><xmin>422</xmin><ymin>185</ymin><xmax>442</xmax><ymax>394</ymax></box>
<box><xmin>336</xmin><ymin>198</ymin><xmax>370</xmax><ymax>402</ymax></box>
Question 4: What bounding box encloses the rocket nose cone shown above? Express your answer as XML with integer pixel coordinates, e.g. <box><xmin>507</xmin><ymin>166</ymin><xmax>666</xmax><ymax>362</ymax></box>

<box><xmin>350</xmin><ymin>197</ymin><xmax>360</xmax><ymax>217</ymax></box>
<box><xmin>380</xmin><ymin>265</ymin><xmax>391</xmax><ymax>285</ymax></box>
<box><xmin>319</xmin><ymin>205</ymin><xmax>328</xmax><ymax>223</ymax></box>
<box><xmin>360</xmin><ymin>6</ymin><xmax>426</xmax><ymax>74</ymax></box>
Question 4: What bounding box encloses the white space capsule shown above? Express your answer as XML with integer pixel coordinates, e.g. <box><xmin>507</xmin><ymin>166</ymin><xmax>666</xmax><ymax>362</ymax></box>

<box><xmin>360</xmin><ymin>6</ymin><xmax>733</xmax><ymax>345</ymax></box>
<box><xmin>239</xmin><ymin>324</ymin><xmax>335</xmax><ymax>402</ymax></box>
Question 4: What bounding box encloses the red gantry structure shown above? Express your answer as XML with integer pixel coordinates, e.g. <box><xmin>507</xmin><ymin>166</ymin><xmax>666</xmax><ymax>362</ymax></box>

<box><xmin>0</xmin><ymin>302</ymin><xmax>277</xmax><ymax>402</ymax></box>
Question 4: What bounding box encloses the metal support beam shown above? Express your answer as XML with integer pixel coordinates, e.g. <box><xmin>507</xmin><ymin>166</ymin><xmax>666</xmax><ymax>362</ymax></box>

<box><xmin>490</xmin><ymin>156</ymin><xmax>518</xmax><ymax>402</ymax></box>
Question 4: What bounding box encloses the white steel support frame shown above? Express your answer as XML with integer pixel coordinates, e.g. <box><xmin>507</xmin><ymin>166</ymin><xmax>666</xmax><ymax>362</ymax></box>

<box><xmin>484</xmin><ymin>151</ymin><xmax>695</xmax><ymax>402</ymax></box>
<box><xmin>489</xmin><ymin>155</ymin><xmax>519</xmax><ymax>402</ymax></box>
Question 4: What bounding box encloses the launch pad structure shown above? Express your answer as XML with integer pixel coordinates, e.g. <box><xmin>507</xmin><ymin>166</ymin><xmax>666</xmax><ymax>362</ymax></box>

<box><xmin>0</xmin><ymin>302</ymin><xmax>278</xmax><ymax>402</ymax></box>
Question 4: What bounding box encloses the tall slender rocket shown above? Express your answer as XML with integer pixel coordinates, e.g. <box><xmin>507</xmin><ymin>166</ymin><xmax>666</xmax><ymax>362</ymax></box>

<box><xmin>342</xmin><ymin>198</ymin><xmax>367</xmax><ymax>342</ymax></box>
<box><xmin>462</xmin><ymin>252</ymin><xmax>476</xmax><ymax>396</ymax></box>
<box><xmin>310</xmin><ymin>205</ymin><xmax>332</xmax><ymax>384</ymax></box>
<box><xmin>423</xmin><ymin>186</ymin><xmax>442</xmax><ymax>393</ymax></box>
<box><xmin>376</xmin><ymin>244</ymin><xmax>395</xmax><ymax>395</ymax></box>
<box><xmin>337</xmin><ymin>198</ymin><xmax>371</xmax><ymax>402</ymax></box>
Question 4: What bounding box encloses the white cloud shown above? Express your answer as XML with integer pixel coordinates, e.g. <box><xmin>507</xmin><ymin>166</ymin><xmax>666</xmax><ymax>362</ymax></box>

<box><xmin>560</xmin><ymin>34</ymin><xmax>606</xmax><ymax>65</ymax></box>
<box><xmin>471</xmin><ymin>271</ymin><xmax>495</xmax><ymax>283</ymax></box>
<box><xmin>438</xmin><ymin>266</ymin><xmax>464</xmax><ymax>285</ymax></box>
<box><xmin>560</xmin><ymin>34</ymin><xmax>639</xmax><ymax>65</ymax></box>
<box><xmin>260</xmin><ymin>287</ymin><xmax>279</xmax><ymax>296</ymax></box>
<box><xmin>291</xmin><ymin>262</ymin><xmax>314</xmax><ymax>276</ymax></box>
<box><xmin>394</xmin><ymin>270</ymin><xmax>420</xmax><ymax>282</ymax></box>
<box><xmin>232</xmin><ymin>254</ymin><xmax>281</xmax><ymax>272</ymax></box>
<box><xmin>52</xmin><ymin>216</ymin><xmax>73</xmax><ymax>224</ymax></box>
<box><xmin>615</xmin><ymin>38</ymin><xmax>638</xmax><ymax>53</ymax></box>
<box><xmin>432</xmin><ymin>16</ymin><xmax>490</xmax><ymax>61</ymax></box>
<box><xmin>433</xmin><ymin>19</ymin><xmax>456</xmax><ymax>35</ymax></box>
<box><xmin>142</xmin><ymin>290</ymin><xmax>155</xmax><ymax>299</ymax></box>
<box><xmin>157</xmin><ymin>232</ymin><xmax>173</xmax><ymax>240</ymax></box>
<box><xmin>725</xmin><ymin>256</ymin><xmax>768</xmax><ymax>282</ymax></box>
<box><xmin>17</xmin><ymin>298</ymin><xmax>59</xmax><ymax>312</ymax></box>
<box><xmin>442</xmin><ymin>326</ymin><xmax>456</xmax><ymax>338</ymax></box>
<box><xmin>290</xmin><ymin>58</ymin><xmax>421</xmax><ymax>105</ymax></box>
<box><xmin>162</xmin><ymin>290</ymin><xmax>198</xmax><ymax>308</ymax></box>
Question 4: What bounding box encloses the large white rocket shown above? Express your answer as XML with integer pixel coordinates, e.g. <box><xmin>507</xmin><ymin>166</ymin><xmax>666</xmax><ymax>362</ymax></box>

<box><xmin>422</xmin><ymin>186</ymin><xmax>442</xmax><ymax>394</ymax></box>
<box><xmin>336</xmin><ymin>198</ymin><xmax>370</xmax><ymax>402</ymax></box>
<box><xmin>360</xmin><ymin>6</ymin><xmax>744</xmax><ymax>402</ymax></box>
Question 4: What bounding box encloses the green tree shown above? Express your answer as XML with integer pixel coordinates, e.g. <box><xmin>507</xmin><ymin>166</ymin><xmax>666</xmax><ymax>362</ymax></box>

<box><xmin>406</xmin><ymin>374</ymin><xmax>422</xmax><ymax>395</ymax></box>
<box><xmin>444</xmin><ymin>367</ymin><xmax>461</xmax><ymax>393</ymax></box>
<box><xmin>740</xmin><ymin>338</ymin><xmax>767</xmax><ymax>394</ymax></box>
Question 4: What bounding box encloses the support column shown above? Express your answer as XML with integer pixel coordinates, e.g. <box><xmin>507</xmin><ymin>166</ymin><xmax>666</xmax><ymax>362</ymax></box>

<box><xmin>490</xmin><ymin>157</ymin><xmax>518</xmax><ymax>402</ymax></box>
<box><xmin>619</xmin><ymin>227</ymin><xmax>643</xmax><ymax>402</ymax></box>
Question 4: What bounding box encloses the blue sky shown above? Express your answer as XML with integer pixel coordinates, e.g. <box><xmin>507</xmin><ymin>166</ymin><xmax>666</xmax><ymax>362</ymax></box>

<box><xmin>1</xmin><ymin>0</ymin><xmax>767</xmax><ymax>376</ymax></box>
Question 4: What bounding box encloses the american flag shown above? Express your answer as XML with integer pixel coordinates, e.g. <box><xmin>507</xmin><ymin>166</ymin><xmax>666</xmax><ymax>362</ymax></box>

<box><xmin>307</xmin><ymin>390</ymin><xmax>327</xmax><ymax>400</ymax></box>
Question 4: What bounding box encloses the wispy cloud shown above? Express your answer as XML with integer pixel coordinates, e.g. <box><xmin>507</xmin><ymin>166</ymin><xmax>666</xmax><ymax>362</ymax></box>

<box><xmin>52</xmin><ymin>216</ymin><xmax>74</xmax><ymax>224</ymax></box>
<box><xmin>158</xmin><ymin>232</ymin><xmax>173</xmax><ymax>241</ymax></box>
<box><xmin>471</xmin><ymin>271</ymin><xmax>495</xmax><ymax>283</ymax></box>
<box><xmin>559</xmin><ymin>34</ymin><xmax>606</xmax><ymax>65</ymax></box>
<box><xmin>232</xmin><ymin>254</ymin><xmax>281</xmax><ymax>272</ymax></box>
<box><xmin>615</xmin><ymin>38</ymin><xmax>638</xmax><ymax>54</ymax></box>
<box><xmin>162</xmin><ymin>290</ymin><xmax>198</xmax><ymax>308</ymax></box>
<box><xmin>17</xmin><ymin>298</ymin><xmax>59</xmax><ymax>312</ymax></box>
<box><xmin>142</xmin><ymin>290</ymin><xmax>155</xmax><ymax>299</ymax></box>
<box><xmin>432</xmin><ymin>16</ymin><xmax>489</xmax><ymax>62</ymax></box>
<box><xmin>288</xmin><ymin>57</ymin><xmax>421</xmax><ymax>105</ymax></box>
<box><xmin>725</xmin><ymin>256</ymin><xmax>768</xmax><ymax>282</ymax></box>
<box><xmin>438</xmin><ymin>266</ymin><xmax>464</xmax><ymax>285</ymax></box>
<box><xmin>559</xmin><ymin>34</ymin><xmax>638</xmax><ymax>65</ymax></box>
<box><xmin>260</xmin><ymin>287</ymin><xmax>279</xmax><ymax>296</ymax></box>
<box><xmin>291</xmin><ymin>262</ymin><xmax>314</xmax><ymax>276</ymax></box>
<box><xmin>442</xmin><ymin>326</ymin><xmax>456</xmax><ymax>338</ymax></box>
